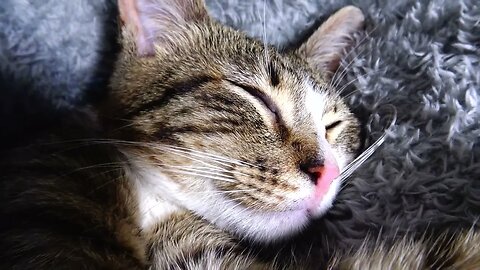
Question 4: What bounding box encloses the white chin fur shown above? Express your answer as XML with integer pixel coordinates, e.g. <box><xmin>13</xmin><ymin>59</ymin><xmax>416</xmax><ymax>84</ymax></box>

<box><xmin>183</xmin><ymin>193</ymin><xmax>310</xmax><ymax>243</ymax></box>
<box><xmin>128</xmin><ymin>160</ymin><xmax>311</xmax><ymax>242</ymax></box>
<box><xmin>189</xmin><ymin>179</ymin><xmax>344</xmax><ymax>242</ymax></box>
<box><xmin>128</xmin><ymin>155</ymin><xmax>340</xmax><ymax>243</ymax></box>
<box><xmin>183</xmin><ymin>180</ymin><xmax>342</xmax><ymax>242</ymax></box>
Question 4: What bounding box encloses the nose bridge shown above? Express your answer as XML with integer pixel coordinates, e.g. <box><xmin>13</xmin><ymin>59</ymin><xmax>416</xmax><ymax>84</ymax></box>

<box><xmin>290</xmin><ymin>106</ymin><xmax>338</xmax><ymax>171</ymax></box>
<box><xmin>298</xmin><ymin>137</ymin><xmax>340</xmax><ymax>183</ymax></box>
<box><xmin>306</xmin><ymin>139</ymin><xmax>339</xmax><ymax>174</ymax></box>
<box><xmin>291</xmin><ymin>124</ymin><xmax>332</xmax><ymax>171</ymax></box>
<box><xmin>306</xmin><ymin>157</ymin><xmax>325</xmax><ymax>169</ymax></box>
<box><xmin>297</xmin><ymin>125</ymin><xmax>340</xmax><ymax>186</ymax></box>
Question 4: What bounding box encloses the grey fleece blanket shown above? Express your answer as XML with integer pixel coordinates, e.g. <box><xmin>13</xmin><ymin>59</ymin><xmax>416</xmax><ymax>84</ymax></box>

<box><xmin>1</xmin><ymin>0</ymin><xmax>479</xmax><ymax>254</ymax></box>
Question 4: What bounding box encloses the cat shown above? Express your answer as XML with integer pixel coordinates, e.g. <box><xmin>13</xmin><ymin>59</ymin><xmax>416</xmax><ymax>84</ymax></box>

<box><xmin>1</xmin><ymin>0</ymin><xmax>479</xmax><ymax>269</ymax></box>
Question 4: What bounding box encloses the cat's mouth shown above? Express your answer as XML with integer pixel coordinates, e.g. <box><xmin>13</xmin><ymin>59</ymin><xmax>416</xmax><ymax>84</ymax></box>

<box><xmin>303</xmin><ymin>162</ymin><xmax>341</xmax><ymax>217</ymax></box>
<box><xmin>307</xmin><ymin>176</ymin><xmax>342</xmax><ymax>218</ymax></box>
<box><xmin>214</xmin><ymin>176</ymin><xmax>342</xmax><ymax>242</ymax></box>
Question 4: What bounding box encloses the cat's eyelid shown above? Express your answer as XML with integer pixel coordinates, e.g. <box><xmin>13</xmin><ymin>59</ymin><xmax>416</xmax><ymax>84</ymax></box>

<box><xmin>325</xmin><ymin>120</ymin><xmax>342</xmax><ymax>130</ymax></box>
<box><xmin>226</xmin><ymin>79</ymin><xmax>280</xmax><ymax>120</ymax></box>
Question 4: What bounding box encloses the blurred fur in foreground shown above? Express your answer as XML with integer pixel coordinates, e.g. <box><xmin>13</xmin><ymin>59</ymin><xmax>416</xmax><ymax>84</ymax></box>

<box><xmin>329</xmin><ymin>230</ymin><xmax>480</xmax><ymax>270</ymax></box>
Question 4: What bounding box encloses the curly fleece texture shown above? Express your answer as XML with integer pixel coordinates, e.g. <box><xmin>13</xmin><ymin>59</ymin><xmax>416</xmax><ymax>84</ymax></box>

<box><xmin>1</xmin><ymin>0</ymin><xmax>479</xmax><ymax>255</ymax></box>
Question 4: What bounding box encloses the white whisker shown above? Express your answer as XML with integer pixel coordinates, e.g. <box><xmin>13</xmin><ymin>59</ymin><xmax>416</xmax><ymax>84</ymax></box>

<box><xmin>330</xmin><ymin>45</ymin><xmax>368</xmax><ymax>91</ymax></box>
<box><xmin>186</xmin><ymin>189</ymin><xmax>257</xmax><ymax>195</ymax></box>
<box><xmin>158</xmin><ymin>164</ymin><xmax>237</xmax><ymax>179</ymax></box>
<box><xmin>338</xmin><ymin>107</ymin><xmax>397</xmax><ymax>184</ymax></box>
<box><xmin>162</xmin><ymin>147</ymin><xmax>239</xmax><ymax>169</ymax></box>
<box><xmin>262</xmin><ymin>0</ymin><xmax>269</xmax><ymax>64</ymax></box>
<box><xmin>329</xmin><ymin>25</ymin><xmax>379</xmax><ymax>90</ymax></box>
<box><xmin>158</xmin><ymin>148</ymin><xmax>229</xmax><ymax>171</ymax></box>
<box><xmin>182</xmin><ymin>166</ymin><xmax>252</xmax><ymax>177</ymax></box>
<box><xmin>334</xmin><ymin>68</ymin><xmax>389</xmax><ymax>99</ymax></box>
<box><xmin>160</xmin><ymin>168</ymin><xmax>236</xmax><ymax>183</ymax></box>
<box><xmin>159</xmin><ymin>144</ymin><xmax>261</xmax><ymax>168</ymax></box>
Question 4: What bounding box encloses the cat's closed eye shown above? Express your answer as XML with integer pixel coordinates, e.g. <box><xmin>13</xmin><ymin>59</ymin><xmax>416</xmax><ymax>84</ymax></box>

<box><xmin>227</xmin><ymin>79</ymin><xmax>280</xmax><ymax>124</ymax></box>
<box><xmin>326</xmin><ymin>120</ymin><xmax>342</xmax><ymax>130</ymax></box>
<box><xmin>325</xmin><ymin>119</ymin><xmax>343</xmax><ymax>142</ymax></box>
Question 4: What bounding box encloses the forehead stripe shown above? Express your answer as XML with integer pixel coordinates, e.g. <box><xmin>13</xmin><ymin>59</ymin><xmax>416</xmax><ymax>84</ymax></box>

<box><xmin>124</xmin><ymin>75</ymin><xmax>214</xmax><ymax>118</ymax></box>
<box><xmin>268</xmin><ymin>62</ymin><xmax>280</xmax><ymax>87</ymax></box>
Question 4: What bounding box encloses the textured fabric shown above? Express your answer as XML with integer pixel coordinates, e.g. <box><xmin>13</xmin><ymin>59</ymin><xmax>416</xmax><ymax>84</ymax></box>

<box><xmin>1</xmin><ymin>0</ymin><xmax>479</xmax><ymax>253</ymax></box>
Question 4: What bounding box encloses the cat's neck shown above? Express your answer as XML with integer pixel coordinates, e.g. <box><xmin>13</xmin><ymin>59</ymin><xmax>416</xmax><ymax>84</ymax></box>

<box><xmin>124</xmin><ymin>155</ymin><xmax>183</xmax><ymax>230</ymax></box>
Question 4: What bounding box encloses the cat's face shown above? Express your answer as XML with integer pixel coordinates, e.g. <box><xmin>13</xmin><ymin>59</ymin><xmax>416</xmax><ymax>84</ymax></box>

<box><xmin>108</xmin><ymin>0</ymin><xmax>363</xmax><ymax>242</ymax></box>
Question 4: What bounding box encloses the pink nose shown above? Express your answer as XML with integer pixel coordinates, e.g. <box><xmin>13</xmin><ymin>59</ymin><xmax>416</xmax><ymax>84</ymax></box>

<box><xmin>308</xmin><ymin>163</ymin><xmax>340</xmax><ymax>199</ymax></box>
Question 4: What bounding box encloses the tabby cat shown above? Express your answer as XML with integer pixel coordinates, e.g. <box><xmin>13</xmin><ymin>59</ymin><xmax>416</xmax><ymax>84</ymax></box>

<box><xmin>1</xmin><ymin>0</ymin><xmax>478</xmax><ymax>269</ymax></box>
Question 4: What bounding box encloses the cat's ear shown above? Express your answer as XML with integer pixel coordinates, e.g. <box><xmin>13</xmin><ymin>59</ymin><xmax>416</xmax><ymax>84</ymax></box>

<box><xmin>118</xmin><ymin>0</ymin><xmax>209</xmax><ymax>56</ymax></box>
<box><xmin>297</xmin><ymin>6</ymin><xmax>364</xmax><ymax>76</ymax></box>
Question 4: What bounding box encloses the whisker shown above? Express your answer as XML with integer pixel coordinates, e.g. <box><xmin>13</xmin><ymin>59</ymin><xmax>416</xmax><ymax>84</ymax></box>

<box><xmin>338</xmin><ymin>106</ymin><xmax>397</xmax><ymax>184</ymax></box>
<box><xmin>342</xmin><ymin>88</ymin><xmax>361</xmax><ymax>100</ymax></box>
<box><xmin>159</xmin><ymin>144</ymin><xmax>261</xmax><ymax>168</ymax></box>
<box><xmin>335</xmin><ymin>68</ymin><xmax>387</xmax><ymax>97</ymax></box>
<box><xmin>156</xmin><ymin>148</ymin><xmax>229</xmax><ymax>171</ymax></box>
<box><xmin>156</xmin><ymin>164</ymin><xmax>237</xmax><ymax>180</ymax></box>
<box><xmin>335</xmin><ymin>75</ymin><xmax>362</xmax><ymax>97</ymax></box>
<box><xmin>87</xmin><ymin>169</ymin><xmax>126</xmax><ymax>195</ymax></box>
<box><xmin>27</xmin><ymin>138</ymin><xmax>261</xmax><ymax>172</ymax></box>
<box><xmin>164</xmin><ymin>163</ymin><xmax>252</xmax><ymax>176</ymax></box>
<box><xmin>330</xmin><ymin>44</ymin><xmax>369</xmax><ymax>92</ymax></box>
<box><xmin>186</xmin><ymin>189</ymin><xmax>257</xmax><ymax>195</ymax></box>
<box><xmin>329</xmin><ymin>25</ymin><xmax>379</xmax><ymax>90</ymax></box>
<box><xmin>163</xmin><ymin>145</ymin><xmax>259</xmax><ymax>168</ymax></box>
<box><xmin>160</xmin><ymin>168</ymin><xmax>237</xmax><ymax>183</ymax></box>
<box><xmin>218</xmin><ymin>189</ymin><xmax>257</xmax><ymax>193</ymax></box>
<box><xmin>61</xmin><ymin>162</ymin><xmax>126</xmax><ymax>175</ymax></box>
<box><xmin>109</xmin><ymin>122</ymin><xmax>140</xmax><ymax>132</ymax></box>
<box><xmin>162</xmin><ymin>151</ymin><xmax>240</xmax><ymax>173</ymax></box>
<box><xmin>262</xmin><ymin>0</ymin><xmax>270</xmax><ymax>64</ymax></box>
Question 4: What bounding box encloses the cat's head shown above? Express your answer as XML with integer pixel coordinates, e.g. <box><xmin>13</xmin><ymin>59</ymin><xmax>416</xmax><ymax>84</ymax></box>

<box><xmin>106</xmin><ymin>0</ymin><xmax>363</xmax><ymax>242</ymax></box>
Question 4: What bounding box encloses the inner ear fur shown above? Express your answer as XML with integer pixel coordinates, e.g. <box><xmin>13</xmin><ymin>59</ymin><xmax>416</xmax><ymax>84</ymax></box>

<box><xmin>297</xmin><ymin>6</ymin><xmax>365</xmax><ymax>77</ymax></box>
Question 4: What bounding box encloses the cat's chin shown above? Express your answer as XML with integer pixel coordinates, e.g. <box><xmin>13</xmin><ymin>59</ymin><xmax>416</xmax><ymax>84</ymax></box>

<box><xmin>185</xmin><ymin>177</ymin><xmax>342</xmax><ymax>243</ymax></box>
<box><xmin>127</xmin><ymin>157</ymin><xmax>341</xmax><ymax>243</ymax></box>
<box><xmin>188</xmin><ymin>198</ymin><xmax>311</xmax><ymax>243</ymax></box>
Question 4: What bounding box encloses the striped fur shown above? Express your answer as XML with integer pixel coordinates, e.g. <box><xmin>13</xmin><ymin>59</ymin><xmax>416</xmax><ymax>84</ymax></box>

<box><xmin>329</xmin><ymin>230</ymin><xmax>480</xmax><ymax>270</ymax></box>
<box><xmin>104</xmin><ymin>0</ymin><xmax>363</xmax><ymax>243</ymax></box>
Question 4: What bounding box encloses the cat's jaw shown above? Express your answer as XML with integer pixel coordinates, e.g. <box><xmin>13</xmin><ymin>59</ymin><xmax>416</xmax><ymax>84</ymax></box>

<box><xmin>125</xmin><ymin>154</ymin><xmax>340</xmax><ymax>243</ymax></box>
<box><xmin>196</xmin><ymin>199</ymin><xmax>311</xmax><ymax>242</ymax></box>
<box><xmin>126</xmin><ymin>159</ymin><xmax>303</xmax><ymax>240</ymax></box>
<box><xmin>131</xmin><ymin>175</ymin><xmax>182</xmax><ymax>230</ymax></box>
<box><xmin>124</xmin><ymin>156</ymin><xmax>185</xmax><ymax>231</ymax></box>
<box><xmin>186</xmin><ymin>181</ymin><xmax>342</xmax><ymax>242</ymax></box>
